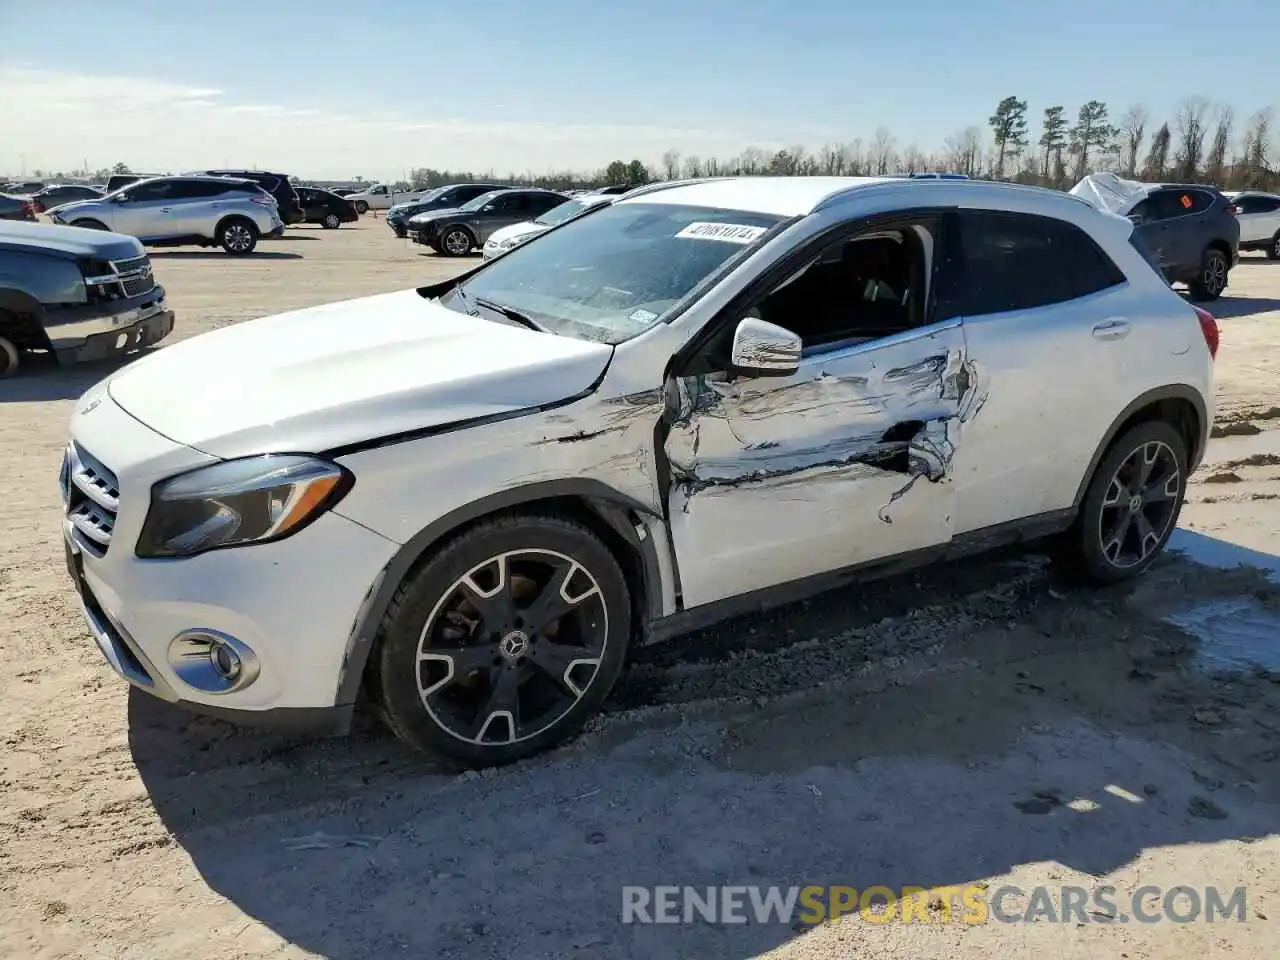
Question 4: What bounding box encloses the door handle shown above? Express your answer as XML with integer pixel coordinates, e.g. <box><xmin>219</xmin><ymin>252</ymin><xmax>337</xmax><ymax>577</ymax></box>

<box><xmin>1092</xmin><ymin>318</ymin><xmax>1130</xmax><ymax>341</ymax></box>
<box><xmin>159</xmin><ymin>207</ymin><xmax>171</xmax><ymax>213</ymax></box>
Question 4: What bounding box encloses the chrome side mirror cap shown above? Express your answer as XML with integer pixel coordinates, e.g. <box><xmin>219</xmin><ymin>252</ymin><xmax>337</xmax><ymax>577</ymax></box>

<box><xmin>729</xmin><ymin>317</ymin><xmax>802</xmax><ymax>377</ymax></box>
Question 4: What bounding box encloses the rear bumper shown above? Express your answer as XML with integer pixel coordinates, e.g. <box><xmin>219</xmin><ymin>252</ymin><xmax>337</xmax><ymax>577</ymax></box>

<box><xmin>266</xmin><ymin>223</ymin><xmax>286</xmax><ymax>238</ymax></box>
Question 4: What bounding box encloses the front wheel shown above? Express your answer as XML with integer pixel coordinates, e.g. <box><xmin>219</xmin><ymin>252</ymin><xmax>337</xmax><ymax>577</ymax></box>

<box><xmin>1267</xmin><ymin>232</ymin><xmax>1280</xmax><ymax>261</ymax></box>
<box><xmin>322</xmin><ymin>213</ymin><xmax>341</xmax><ymax>229</ymax></box>
<box><xmin>217</xmin><ymin>218</ymin><xmax>259</xmax><ymax>255</ymax></box>
<box><xmin>439</xmin><ymin>226</ymin><xmax>473</xmax><ymax>257</ymax></box>
<box><xmin>1189</xmin><ymin>248</ymin><xmax>1229</xmax><ymax>301</ymax></box>
<box><xmin>69</xmin><ymin>219</ymin><xmax>108</xmax><ymax>230</ymax></box>
<box><xmin>1057</xmin><ymin>421</ymin><xmax>1188</xmax><ymax>584</ymax></box>
<box><xmin>374</xmin><ymin>513</ymin><xmax>631</xmax><ymax>768</ymax></box>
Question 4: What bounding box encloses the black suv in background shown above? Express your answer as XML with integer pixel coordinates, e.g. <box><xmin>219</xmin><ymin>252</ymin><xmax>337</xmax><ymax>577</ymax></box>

<box><xmin>386</xmin><ymin>183</ymin><xmax>507</xmax><ymax>238</ymax></box>
<box><xmin>190</xmin><ymin>169</ymin><xmax>304</xmax><ymax>225</ymax></box>
<box><xmin>1127</xmin><ymin>184</ymin><xmax>1240</xmax><ymax>301</ymax></box>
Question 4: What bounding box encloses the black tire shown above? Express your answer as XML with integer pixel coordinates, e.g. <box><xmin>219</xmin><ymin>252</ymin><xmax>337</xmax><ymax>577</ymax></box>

<box><xmin>1056</xmin><ymin>420</ymin><xmax>1188</xmax><ymax>584</ymax></box>
<box><xmin>1188</xmin><ymin>247</ymin><xmax>1229</xmax><ymax>301</ymax></box>
<box><xmin>353</xmin><ymin>200</ymin><xmax>369</xmax><ymax>215</ymax></box>
<box><xmin>438</xmin><ymin>226</ymin><xmax>474</xmax><ymax>257</ymax></box>
<box><xmin>0</xmin><ymin>335</ymin><xmax>18</xmax><ymax>378</ymax></box>
<box><xmin>322</xmin><ymin>213</ymin><xmax>341</xmax><ymax>229</ymax></box>
<box><xmin>217</xmin><ymin>217</ymin><xmax>259</xmax><ymax>255</ymax></box>
<box><xmin>1267</xmin><ymin>232</ymin><xmax>1280</xmax><ymax>261</ymax></box>
<box><xmin>374</xmin><ymin>513</ymin><xmax>631</xmax><ymax>768</ymax></box>
<box><xmin>69</xmin><ymin>219</ymin><xmax>108</xmax><ymax>230</ymax></box>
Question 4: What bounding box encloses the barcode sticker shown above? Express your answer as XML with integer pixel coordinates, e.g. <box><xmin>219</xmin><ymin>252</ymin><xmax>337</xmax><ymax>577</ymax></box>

<box><xmin>674</xmin><ymin>221</ymin><xmax>768</xmax><ymax>244</ymax></box>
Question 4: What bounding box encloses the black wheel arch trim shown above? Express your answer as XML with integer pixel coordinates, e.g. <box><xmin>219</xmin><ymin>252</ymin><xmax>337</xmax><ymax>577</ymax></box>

<box><xmin>334</xmin><ymin>478</ymin><xmax>666</xmax><ymax>707</ymax></box>
<box><xmin>1071</xmin><ymin>384</ymin><xmax>1209</xmax><ymax>508</ymax></box>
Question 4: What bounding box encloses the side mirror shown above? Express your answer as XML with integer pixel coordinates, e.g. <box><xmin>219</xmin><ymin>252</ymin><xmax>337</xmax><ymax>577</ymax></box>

<box><xmin>730</xmin><ymin>317</ymin><xmax>801</xmax><ymax>377</ymax></box>
<box><xmin>112</xmin><ymin>194</ymin><xmax>129</xmax><ymax>203</ymax></box>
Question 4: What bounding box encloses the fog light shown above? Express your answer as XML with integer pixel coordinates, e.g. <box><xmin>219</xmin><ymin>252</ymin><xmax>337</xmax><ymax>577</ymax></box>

<box><xmin>167</xmin><ymin>629</ymin><xmax>260</xmax><ymax>694</ymax></box>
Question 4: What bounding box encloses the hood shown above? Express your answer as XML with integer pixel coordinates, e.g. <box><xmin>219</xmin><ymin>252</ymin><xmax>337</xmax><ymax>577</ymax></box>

<box><xmin>407</xmin><ymin>207</ymin><xmax>465</xmax><ymax>226</ymax></box>
<box><xmin>105</xmin><ymin>288</ymin><xmax>614</xmax><ymax>458</ymax></box>
<box><xmin>487</xmin><ymin>221</ymin><xmax>546</xmax><ymax>246</ymax></box>
<box><xmin>1069</xmin><ymin>173</ymin><xmax>1152</xmax><ymax>217</ymax></box>
<box><xmin>0</xmin><ymin>220</ymin><xmax>143</xmax><ymax>261</ymax></box>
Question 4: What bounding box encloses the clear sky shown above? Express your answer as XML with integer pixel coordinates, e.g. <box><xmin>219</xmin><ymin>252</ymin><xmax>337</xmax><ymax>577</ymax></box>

<box><xmin>1</xmin><ymin>0</ymin><xmax>1276</xmax><ymax>180</ymax></box>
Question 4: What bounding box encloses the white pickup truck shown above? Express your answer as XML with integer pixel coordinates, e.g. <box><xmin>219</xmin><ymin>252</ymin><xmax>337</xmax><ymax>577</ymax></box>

<box><xmin>344</xmin><ymin>183</ymin><xmax>432</xmax><ymax>214</ymax></box>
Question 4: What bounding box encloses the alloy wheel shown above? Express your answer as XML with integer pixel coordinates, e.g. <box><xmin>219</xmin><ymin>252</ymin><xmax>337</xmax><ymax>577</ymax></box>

<box><xmin>444</xmin><ymin>229</ymin><xmax>471</xmax><ymax>256</ymax></box>
<box><xmin>1203</xmin><ymin>252</ymin><xmax>1227</xmax><ymax>296</ymax></box>
<box><xmin>415</xmin><ymin>549</ymin><xmax>608</xmax><ymax>745</ymax></box>
<box><xmin>225</xmin><ymin>224</ymin><xmax>253</xmax><ymax>252</ymax></box>
<box><xmin>1097</xmin><ymin>440</ymin><xmax>1181</xmax><ymax>569</ymax></box>
<box><xmin>324</xmin><ymin>213</ymin><xmax>340</xmax><ymax>229</ymax></box>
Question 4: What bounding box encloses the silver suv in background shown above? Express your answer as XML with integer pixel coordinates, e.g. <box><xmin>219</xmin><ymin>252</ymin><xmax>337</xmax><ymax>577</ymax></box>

<box><xmin>48</xmin><ymin>176</ymin><xmax>284</xmax><ymax>255</ymax></box>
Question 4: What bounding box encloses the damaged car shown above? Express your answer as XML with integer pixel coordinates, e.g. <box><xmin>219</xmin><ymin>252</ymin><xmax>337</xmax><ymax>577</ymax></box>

<box><xmin>1070</xmin><ymin>173</ymin><xmax>1239</xmax><ymax>300</ymax></box>
<box><xmin>60</xmin><ymin>176</ymin><xmax>1216</xmax><ymax>767</ymax></box>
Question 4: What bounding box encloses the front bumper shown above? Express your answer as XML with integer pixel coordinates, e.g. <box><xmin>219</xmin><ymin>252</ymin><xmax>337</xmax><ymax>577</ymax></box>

<box><xmin>42</xmin><ymin>286</ymin><xmax>174</xmax><ymax>361</ymax></box>
<box><xmin>62</xmin><ymin>395</ymin><xmax>400</xmax><ymax>730</ymax></box>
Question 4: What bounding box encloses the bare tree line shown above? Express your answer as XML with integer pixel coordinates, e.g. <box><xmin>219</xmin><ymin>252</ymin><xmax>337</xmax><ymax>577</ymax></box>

<box><xmin>20</xmin><ymin>97</ymin><xmax>1279</xmax><ymax>195</ymax></box>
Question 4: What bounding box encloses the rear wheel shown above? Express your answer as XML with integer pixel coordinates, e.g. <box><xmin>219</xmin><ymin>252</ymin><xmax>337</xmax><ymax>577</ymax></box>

<box><xmin>322</xmin><ymin>213</ymin><xmax>341</xmax><ymax>229</ymax></box>
<box><xmin>1056</xmin><ymin>421</ymin><xmax>1188</xmax><ymax>583</ymax></box>
<box><xmin>1189</xmin><ymin>248</ymin><xmax>1229</xmax><ymax>301</ymax></box>
<box><xmin>1268</xmin><ymin>232</ymin><xmax>1280</xmax><ymax>261</ymax></box>
<box><xmin>0</xmin><ymin>334</ymin><xmax>18</xmax><ymax>378</ymax></box>
<box><xmin>374</xmin><ymin>513</ymin><xmax>631</xmax><ymax>768</ymax></box>
<box><xmin>353</xmin><ymin>200</ymin><xmax>369</xmax><ymax>215</ymax></box>
<box><xmin>217</xmin><ymin>217</ymin><xmax>258</xmax><ymax>255</ymax></box>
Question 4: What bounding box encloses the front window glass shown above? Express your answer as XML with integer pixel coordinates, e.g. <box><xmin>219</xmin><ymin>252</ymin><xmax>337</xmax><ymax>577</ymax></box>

<box><xmin>534</xmin><ymin>199</ymin><xmax>588</xmax><ymax>226</ymax></box>
<box><xmin>452</xmin><ymin>202</ymin><xmax>784</xmax><ymax>344</ymax></box>
<box><xmin>461</xmin><ymin>190</ymin><xmax>507</xmax><ymax>212</ymax></box>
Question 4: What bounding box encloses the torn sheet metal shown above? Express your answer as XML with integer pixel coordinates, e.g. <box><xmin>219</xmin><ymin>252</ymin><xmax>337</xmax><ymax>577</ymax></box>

<box><xmin>663</xmin><ymin>328</ymin><xmax>987</xmax><ymax>607</ymax></box>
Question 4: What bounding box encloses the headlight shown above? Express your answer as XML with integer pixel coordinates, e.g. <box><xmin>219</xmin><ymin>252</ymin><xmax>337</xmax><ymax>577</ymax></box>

<box><xmin>136</xmin><ymin>455</ymin><xmax>352</xmax><ymax>558</ymax></box>
<box><xmin>497</xmin><ymin>234</ymin><xmax>529</xmax><ymax>249</ymax></box>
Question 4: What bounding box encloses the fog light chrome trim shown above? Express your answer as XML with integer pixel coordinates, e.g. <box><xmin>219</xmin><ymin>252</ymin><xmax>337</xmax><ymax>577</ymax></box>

<box><xmin>167</xmin><ymin>629</ymin><xmax>261</xmax><ymax>694</ymax></box>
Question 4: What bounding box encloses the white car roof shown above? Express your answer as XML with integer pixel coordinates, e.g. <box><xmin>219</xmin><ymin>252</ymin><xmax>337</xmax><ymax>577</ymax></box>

<box><xmin>619</xmin><ymin>176</ymin><xmax>900</xmax><ymax>217</ymax></box>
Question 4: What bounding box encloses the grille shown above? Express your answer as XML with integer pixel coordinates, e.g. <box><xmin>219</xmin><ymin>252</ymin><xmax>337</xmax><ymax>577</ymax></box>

<box><xmin>63</xmin><ymin>443</ymin><xmax>120</xmax><ymax>557</ymax></box>
<box><xmin>112</xmin><ymin>256</ymin><xmax>148</xmax><ymax>274</ymax></box>
<box><xmin>121</xmin><ymin>274</ymin><xmax>153</xmax><ymax>297</ymax></box>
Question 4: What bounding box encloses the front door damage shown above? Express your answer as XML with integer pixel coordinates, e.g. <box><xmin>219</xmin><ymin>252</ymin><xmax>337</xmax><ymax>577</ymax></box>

<box><xmin>662</xmin><ymin>327</ymin><xmax>988</xmax><ymax>608</ymax></box>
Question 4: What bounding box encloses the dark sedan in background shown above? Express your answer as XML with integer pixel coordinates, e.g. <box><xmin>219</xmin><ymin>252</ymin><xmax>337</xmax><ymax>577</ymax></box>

<box><xmin>0</xmin><ymin>194</ymin><xmax>36</xmax><ymax>221</ymax></box>
<box><xmin>408</xmin><ymin>188</ymin><xmax>568</xmax><ymax>255</ymax></box>
<box><xmin>296</xmin><ymin>187</ymin><xmax>359</xmax><ymax>228</ymax></box>
<box><xmin>28</xmin><ymin>184</ymin><xmax>104</xmax><ymax>214</ymax></box>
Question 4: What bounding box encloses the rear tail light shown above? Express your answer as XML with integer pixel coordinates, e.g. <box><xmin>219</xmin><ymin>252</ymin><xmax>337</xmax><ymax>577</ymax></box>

<box><xmin>248</xmin><ymin>195</ymin><xmax>274</xmax><ymax>206</ymax></box>
<box><xmin>1227</xmin><ymin>205</ymin><xmax>1239</xmax><ymax>216</ymax></box>
<box><xmin>1193</xmin><ymin>306</ymin><xmax>1219</xmax><ymax>359</ymax></box>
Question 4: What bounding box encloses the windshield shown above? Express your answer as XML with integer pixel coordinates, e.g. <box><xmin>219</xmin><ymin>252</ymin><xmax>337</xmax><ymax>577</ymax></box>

<box><xmin>453</xmin><ymin>202</ymin><xmax>784</xmax><ymax>344</ymax></box>
<box><xmin>461</xmin><ymin>190</ymin><xmax>506</xmax><ymax>212</ymax></box>
<box><xmin>534</xmin><ymin>199</ymin><xmax>591</xmax><ymax>227</ymax></box>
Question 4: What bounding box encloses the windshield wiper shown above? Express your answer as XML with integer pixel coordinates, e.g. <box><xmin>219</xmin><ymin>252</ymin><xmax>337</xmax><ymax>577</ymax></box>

<box><xmin>472</xmin><ymin>296</ymin><xmax>547</xmax><ymax>332</ymax></box>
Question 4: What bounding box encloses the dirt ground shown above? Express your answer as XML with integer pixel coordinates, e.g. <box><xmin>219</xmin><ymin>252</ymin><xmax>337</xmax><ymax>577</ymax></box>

<box><xmin>1</xmin><ymin>218</ymin><xmax>1278</xmax><ymax>960</ymax></box>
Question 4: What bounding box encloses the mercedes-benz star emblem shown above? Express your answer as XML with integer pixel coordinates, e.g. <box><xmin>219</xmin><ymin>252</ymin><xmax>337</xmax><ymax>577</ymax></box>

<box><xmin>499</xmin><ymin>630</ymin><xmax>529</xmax><ymax>659</ymax></box>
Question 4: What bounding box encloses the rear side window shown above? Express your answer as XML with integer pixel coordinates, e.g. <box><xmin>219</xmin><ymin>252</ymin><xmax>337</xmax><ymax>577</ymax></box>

<box><xmin>957</xmin><ymin>211</ymin><xmax>1126</xmax><ymax>315</ymax></box>
<box><xmin>1237</xmin><ymin>195</ymin><xmax>1280</xmax><ymax>214</ymax></box>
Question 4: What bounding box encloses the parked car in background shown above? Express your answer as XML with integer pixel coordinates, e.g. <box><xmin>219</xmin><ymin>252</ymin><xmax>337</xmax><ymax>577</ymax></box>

<box><xmin>1071</xmin><ymin>173</ymin><xmax>1239</xmax><ymax>301</ymax></box>
<box><xmin>48</xmin><ymin>176</ymin><xmax>283</xmax><ymax>255</ymax></box>
<box><xmin>345</xmin><ymin>183</ymin><xmax>433</xmax><ymax>214</ymax></box>
<box><xmin>4</xmin><ymin>180</ymin><xmax>47</xmax><ymax>195</ymax></box>
<box><xmin>295</xmin><ymin>187</ymin><xmax>359</xmax><ymax>229</ymax></box>
<box><xmin>589</xmin><ymin>184</ymin><xmax>641</xmax><ymax>195</ymax></box>
<box><xmin>0</xmin><ymin>193</ymin><xmax>36</xmax><ymax>222</ymax></box>
<box><xmin>56</xmin><ymin>176</ymin><xmax>1217</xmax><ymax>768</ymax></box>
<box><xmin>482</xmin><ymin>192</ymin><xmax>613</xmax><ymax>259</ymax></box>
<box><xmin>1226</xmin><ymin>191</ymin><xmax>1280</xmax><ymax>259</ymax></box>
<box><xmin>29</xmin><ymin>184</ymin><xmax>104</xmax><ymax>214</ymax></box>
<box><xmin>409</xmin><ymin>188</ymin><xmax>569</xmax><ymax>255</ymax></box>
<box><xmin>189</xmin><ymin>169</ymin><xmax>304</xmax><ymax>225</ymax></box>
<box><xmin>331</xmin><ymin>187</ymin><xmax>358</xmax><ymax>197</ymax></box>
<box><xmin>386</xmin><ymin>183</ymin><xmax>508</xmax><ymax>238</ymax></box>
<box><xmin>0</xmin><ymin>221</ymin><xmax>172</xmax><ymax>377</ymax></box>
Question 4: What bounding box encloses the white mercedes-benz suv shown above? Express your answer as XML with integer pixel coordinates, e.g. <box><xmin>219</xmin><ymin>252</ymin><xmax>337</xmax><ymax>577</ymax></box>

<box><xmin>60</xmin><ymin>177</ymin><xmax>1217</xmax><ymax>767</ymax></box>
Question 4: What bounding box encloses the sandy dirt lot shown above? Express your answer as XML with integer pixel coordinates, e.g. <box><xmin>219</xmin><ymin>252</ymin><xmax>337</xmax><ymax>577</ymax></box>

<box><xmin>1</xmin><ymin>219</ymin><xmax>1278</xmax><ymax>960</ymax></box>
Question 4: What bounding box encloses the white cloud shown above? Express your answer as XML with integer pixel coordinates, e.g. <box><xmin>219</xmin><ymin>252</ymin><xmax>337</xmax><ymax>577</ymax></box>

<box><xmin>0</xmin><ymin>67</ymin><xmax>776</xmax><ymax>179</ymax></box>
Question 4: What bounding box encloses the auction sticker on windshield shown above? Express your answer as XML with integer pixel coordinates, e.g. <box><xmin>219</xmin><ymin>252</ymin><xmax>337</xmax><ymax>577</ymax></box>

<box><xmin>675</xmin><ymin>222</ymin><xmax>768</xmax><ymax>244</ymax></box>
